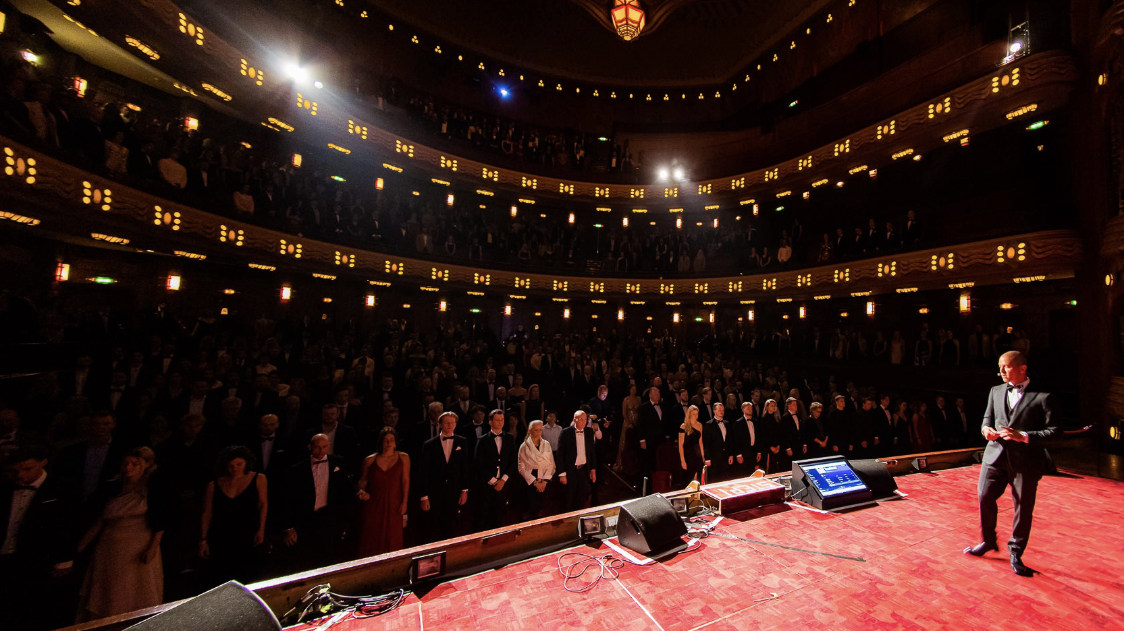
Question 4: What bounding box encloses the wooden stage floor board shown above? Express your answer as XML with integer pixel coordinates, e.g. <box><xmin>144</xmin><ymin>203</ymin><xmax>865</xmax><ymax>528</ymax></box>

<box><xmin>293</xmin><ymin>466</ymin><xmax>1124</xmax><ymax>630</ymax></box>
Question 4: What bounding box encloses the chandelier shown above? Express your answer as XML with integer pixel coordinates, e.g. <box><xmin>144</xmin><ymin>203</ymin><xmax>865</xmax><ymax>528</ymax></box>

<box><xmin>611</xmin><ymin>0</ymin><xmax>646</xmax><ymax>42</ymax></box>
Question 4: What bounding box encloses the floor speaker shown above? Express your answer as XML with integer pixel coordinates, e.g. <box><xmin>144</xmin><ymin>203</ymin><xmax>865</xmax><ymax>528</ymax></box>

<box><xmin>125</xmin><ymin>581</ymin><xmax>281</xmax><ymax>631</ymax></box>
<box><xmin>616</xmin><ymin>494</ymin><xmax>687</xmax><ymax>555</ymax></box>
<box><xmin>848</xmin><ymin>459</ymin><xmax>899</xmax><ymax>500</ymax></box>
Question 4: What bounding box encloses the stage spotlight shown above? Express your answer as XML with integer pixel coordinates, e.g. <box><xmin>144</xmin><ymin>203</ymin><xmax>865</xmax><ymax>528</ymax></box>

<box><xmin>498</xmin><ymin>86</ymin><xmax>510</xmax><ymax>99</ymax></box>
<box><xmin>1009</xmin><ymin>41</ymin><xmax>1023</xmax><ymax>54</ymax></box>
<box><xmin>657</xmin><ymin>168</ymin><xmax>669</xmax><ymax>181</ymax></box>
<box><xmin>285</xmin><ymin>63</ymin><xmax>309</xmax><ymax>84</ymax></box>
<box><xmin>673</xmin><ymin>167</ymin><xmax>685</xmax><ymax>180</ymax></box>
<box><xmin>313</xmin><ymin>80</ymin><xmax>323</xmax><ymax>89</ymax></box>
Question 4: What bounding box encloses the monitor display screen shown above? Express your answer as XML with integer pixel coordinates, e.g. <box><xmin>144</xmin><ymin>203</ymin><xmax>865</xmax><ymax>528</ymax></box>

<box><xmin>802</xmin><ymin>459</ymin><xmax>869</xmax><ymax>498</ymax></box>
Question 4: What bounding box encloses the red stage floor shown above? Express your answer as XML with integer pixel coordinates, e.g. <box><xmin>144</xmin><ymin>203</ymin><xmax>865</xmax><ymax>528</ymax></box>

<box><xmin>295</xmin><ymin>466</ymin><xmax>1124</xmax><ymax>630</ymax></box>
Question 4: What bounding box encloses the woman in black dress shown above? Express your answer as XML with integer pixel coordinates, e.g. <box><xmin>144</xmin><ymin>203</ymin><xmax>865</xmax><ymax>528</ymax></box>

<box><xmin>677</xmin><ymin>404</ymin><xmax>705</xmax><ymax>487</ymax></box>
<box><xmin>199</xmin><ymin>446</ymin><xmax>268</xmax><ymax>585</ymax></box>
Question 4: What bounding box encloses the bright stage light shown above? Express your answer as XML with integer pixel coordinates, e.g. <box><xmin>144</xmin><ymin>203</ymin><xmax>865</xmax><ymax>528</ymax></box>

<box><xmin>285</xmin><ymin>63</ymin><xmax>309</xmax><ymax>83</ymax></box>
<box><xmin>313</xmin><ymin>80</ymin><xmax>323</xmax><ymax>89</ymax></box>
<box><xmin>673</xmin><ymin>167</ymin><xmax>685</xmax><ymax>180</ymax></box>
<box><xmin>1009</xmin><ymin>41</ymin><xmax>1023</xmax><ymax>54</ymax></box>
<box><xmin>657</xmin><ymin>168</ymin><xmax>669</xmax><ymax>181</ymax></box>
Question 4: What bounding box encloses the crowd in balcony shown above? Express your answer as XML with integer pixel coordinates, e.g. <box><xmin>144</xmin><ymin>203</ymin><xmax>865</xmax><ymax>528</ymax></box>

<box><xmin>0</xmin><ymin>48</ymin><xmax>948</xmax><ymax>279</ymax></box>
<box><xmin>0</xmin><ymin>270</ymin><xmax>1030</xmax><ymax>627</ymax></box>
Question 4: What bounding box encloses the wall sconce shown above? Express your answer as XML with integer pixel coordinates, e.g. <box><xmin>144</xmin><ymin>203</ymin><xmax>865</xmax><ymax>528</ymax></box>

<box><xmin>563</xmin><ymin>308</ymin><xmax>571</xmax><ymax>319</ymax></box>
<box><xmin>504</xmin><ymin>304</ymin><xmax>512</xmax><ymax>316</ymax></box>
<box><xmin>280</xmin><ymin>285</ymin><xmax>291</xmax><ymax>302</ymax></box>
<box><xmin>866</xmin><ymin>301</ymin><xmax>875</xmax><ymax>317</ymax></box>
<box><xmin>55</xmin><ymin>262</ymin><xmax>70</xmax><ymax>282</ymax></box>
<box><xmin>511</xmin><ymin>206</ymin><xmax>518</xmax><ymax>217</ymax></box>
<box><xmin>184</xmin><ymin>117</ymin><xmax>199</xmax><ymax>131</ymax></box>
<box><xmin>673</xmin><ymin>313</ymin><xmax>680</xmax><ymax>324</ymax></box>
<box><xmin>799</xmin><ymin>306</ymin><xmax>806</xmax><ymax>319</ymax></box>
<box><xmin>959</xmin><ymin>293</ymin><xmax>971</xmax><ymax>313</ymax></box>
<box><xmin>747</xmin><ymin>309</ymin><xmax>754</xmax><ymax>321</ymax></box>
<box><xmin>446</xmin><ymin>194</ymin><xmax>454</xmax><ymax>207</ymax></box>
<box><xmin>618</xmin><ymin>308</ymin><xmax>625</xmax><ymax>321</ymax></box>
<box><xmin>365</xmin><ymin>294</ymin><xmax>376</xmax><ymax>307</ymax></box>
<box><xmin>439</xmin><ymin>299</ymin><xmax>447</xmax><ymax>312</ymax></box>
<box><xmin>568</xmin><ymin>213</ymin><xmax>575</xmax><ymax>224</ymax></box>
<box><xmin>166</xmin><ymin>274</ymin><xmax>181</xmax><ymax>291</ymax></box>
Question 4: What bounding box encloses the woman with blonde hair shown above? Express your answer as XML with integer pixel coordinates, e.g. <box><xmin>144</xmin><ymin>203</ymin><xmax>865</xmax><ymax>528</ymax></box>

<box><xmin>77</xmin><ymin>446</ymin><xmax>169</xmax><ymax>622</ymax></box>
<box><xmin>678</xmin><ymin>405</ymin><xmax>706</xmax><ymax>486</ymax></box>
<box><xmin>517</xmin><ymin>420</ymin><xmax>556</xmax><ymax>519</ymax></box>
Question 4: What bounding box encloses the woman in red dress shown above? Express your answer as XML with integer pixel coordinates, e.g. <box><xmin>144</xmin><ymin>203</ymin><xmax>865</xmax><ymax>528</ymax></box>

<box><xmin>356</xmin><ymin>427</ymin><xmax>410</xmax><ymax>556</ymax></box>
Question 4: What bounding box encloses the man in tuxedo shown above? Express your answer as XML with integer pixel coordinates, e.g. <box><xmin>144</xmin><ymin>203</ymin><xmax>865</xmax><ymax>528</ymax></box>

<box><xmin>308</xmin><ymin>404</ymin><xmax>360</xmax><ymax>472</ymax></box>
<box><xmin>418</xmin><ymin>412</ymin><xmax>470</xmax><ymax>543</ymax></box>
<box><xmin>243</xmin><ymin>414</ymin><xmax>289</xmax><ymax>479</ymax></box>
<box><xmin>557</xmin><ymin>410</ymin><xmax>597</xmax><ymax>511</ymax></box>
<box><xmin>635</xmin><ymin>387</ymin><xmax>665</xmax><ymax>479</ymax></box>
<box><xmin>965</xmin><ymin>351</ymin><xmax>1057</xmax><ymax>577</ymax></box>
<box><xmin>281</xmin><ymin>434</ymin><xmax>352</xmax><ymax>572</ymax></box>
<box><xmin>475</xmin><ymin>369</ymin><xmax>499</xmax><ymax>405</ymax></box>
<box><xmin>873</xmin><ymin>394</ymin><xmax>895</xmax><ymax>457</ymax></box>
<box><xmin>953</xmin><ymin>397</ymin><xmax>972</xmax><ymax>447</ymax></box>
<box><xmin>703</xmin><ymin>403</ymin><xmax>736</xmax><ymax>482</ymax></box>
<box><xmin>782</xmin><ymin>397</ymin><xmax>813</xmax><ymax>463</ymax></box>
<box><xmin>1</xmin><ymin>446</ymin><xmax>78</xmax><ymax>630</ymax></box>
<box><xmin>903</xmin><ymin>210</ymin><xmax>920</xmax><ymax>247</ymax></box>
<box><xmin>931</xmin><ymin>395</ymin><xmax>952</xmax><ymax>448</ymax></box>
<box><xmin>54</xmin><ymin>411</ymin><xmax>127</xmax><ymax>508</ymax></box>
<box><xmin>473</xmin><ymin>409</ymin><xmax>517</xmax><ymax>530</ymax></box>
<box><xmin>455</xmin><ymin>405</ymin><xmax>489</xmax><ymax>450</ymax></box>
<box><xmin>731</xmin><ymin>402</ymin><xmax>761</xmax><ymax>477</ymax></box>
<box><xmin>241</xmin><ymin>373</ymin><xmax>281</xmax><ymax>425</ymax></box>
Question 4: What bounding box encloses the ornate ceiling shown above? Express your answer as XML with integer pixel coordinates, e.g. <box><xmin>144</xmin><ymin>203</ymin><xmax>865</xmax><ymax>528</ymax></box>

<box><xmin>368</xmin><ymin>0</ymin><xmax>834</xmax><ymax>87</ymax></box>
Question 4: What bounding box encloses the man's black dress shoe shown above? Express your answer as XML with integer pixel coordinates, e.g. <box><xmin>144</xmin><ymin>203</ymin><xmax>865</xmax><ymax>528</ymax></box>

<box><xmin>1010</xmin><ymin>554</ymin><xmax>1035</xmax><ymax>577</ymax></box>
<box><xmin>964</xmin><ymin>542</ymin><xmax>999</xmax><ymax>556</ymax></box>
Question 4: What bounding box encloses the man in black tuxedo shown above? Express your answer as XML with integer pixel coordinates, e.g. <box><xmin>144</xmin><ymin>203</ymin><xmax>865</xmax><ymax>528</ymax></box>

<box><xmin>419</xmin><ymin>412</ymin><xmax>470</xmax><ymax>543</ymax></box>
<box><xmin>730</xmin><ymin>402</ymin><xmax>761</xmax><ymax>477</ymax></box>
<box><xmin>54</xmin><ymin>411</ymin><xmax>127</xmax><ymax>509</ymax></box>
<box><xmin>635</xmin><ymin>387</ymin><xmax>665</xmax><ymax>479</ymax></box>
<box><xmin>872</xmin><ymin>395</ymin><xmax>895</xmax><ymax>457</ymax></box>
<box><xmin>0</xmin><ymin>446</ymin><xmax>79</xmax><ymax>630</ymax></box>
<box><xmin>455</xmin><ymin>405</ymin><xmax>490</xmax><ymax>451</ymax></box>
<box><xmin>557</xmin><ymin>410</ymin><xmax>597</xmax><ymax>511</ymax></box>
<box><xmin>930</xmin><ymin>395</ymin><xmax>952</xmax><ymax>448</ymax></box>
<box><xmin>281</xmin><ymin>434</ymin><xmax>352</xmax><ymax>572</ymax></box>
<box><xmin>473</xmin><ymin>409</ymin><xmax>517</xmax><ymax>530</ymax></box>
<box><xmin>966</xmin><ymin>351</ymin><xmax>1057</xmax><ymax>577</ymax></box>
<box><xmin>703</xmin><ymin>403</ymin><xmax>737</xmax><ymax>483</ymax></box>
<box><xmin>242</xmin><ymin>414</ymin><xmax>290</xmax><ymax>479</ymax></box>
<box><xmin>308</xmin><ymin>404</ymin><xmax>361</xmax><ymax>473</ymax></box>
<box><xmin>782</xmin><ymin>397</ymin><xmax>814</xmax><ymax>463</ymax></box>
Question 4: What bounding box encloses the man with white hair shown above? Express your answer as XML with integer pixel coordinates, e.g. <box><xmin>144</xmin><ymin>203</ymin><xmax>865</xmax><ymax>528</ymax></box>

<box><xmin>557</xmin><ymin>411</ymin><xmax>597</xmax><ymax>511</ymax></box>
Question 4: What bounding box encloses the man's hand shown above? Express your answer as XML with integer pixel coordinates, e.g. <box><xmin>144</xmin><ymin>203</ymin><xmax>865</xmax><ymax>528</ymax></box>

<box><xmin>755</xmin><ymin>453</ymin><xmax>762</xmax><ymax>462</ymax></box>
<box><xmin>785</xmin><ymin>448</ymin><xmax>793</xmax><ymax>457</ymax></box>
<box><xmin>357</xmin><ymin>490</ymin><xmax>370</xmax><ymax>501</ymax></box>
<box><xmin>737</xmin><ymin>455</ymin><xmax>745</xmax><ymax>464</ymax></box>
<box><xmin>494</xmin><ymin>479</ymin><xmax>506</xmax><ymax>492</ymax></box>
<box><xmin>590</xmin><ymin>470</ymin><xmax>597</xmax><ymax>483</ymax></box>
<box><xmin>770</xmin><ymin>446</ymin><xmax>780</xmax><ymax>454</ymax></box>
<box><xmin>860</xmin><ymin>441</ymin><xmax>869</xmax><ymax>449</ymax></box>
<box><xmin>559</xmin><ymin>475</ymin><xmax>568</xmax><ymax>485</ymax></box>
<box><xmin>982</xmin><ymin>427</ymin><xmax>1001</xmax><ymax>442</ymax></box>
<box><xmin>283</xmin><ymin>529</ymin><xmax>298</xmax><ymax>547</ymax></box>
<box><xmin>458</xmin><ymin>490</ymin><xmax>468</xmax><ymax>506</ymax></box>
<box><xmin>998</xmin><ymin>427</ymin><xmax>1028</xmax><ymax>443</ymax></box>
<box><xmin>639</xmin><ymin>440</ymin><xmax>647</xmax><ymax>450</ymax></box>
<box><xmin>704</xmin><ymin>460</ymin><xmax>712</xmax><ymax>467</ymax></box>
<box><xmin>253</xmin><ymin>529</ymin><xmax>265</xmax><ymax>546</ymax></box>
<box><xmin>801</xmin><ymin>445</ymin><xmax>808</xmax><ymax>454</ymax></box>
<box><xmin>873</xmin><ymin>437</ymin><xmax>880</xmax><ymax>445</ymax></box>
<box><xmin>420</xmin><ymin>498</ymin><xmax>431</xmax><ymax>511</ymax></box>
<box><xmin>728</xmin><ymin>456</ymin><xmax>734</xmax><ymax>465</ymax></box>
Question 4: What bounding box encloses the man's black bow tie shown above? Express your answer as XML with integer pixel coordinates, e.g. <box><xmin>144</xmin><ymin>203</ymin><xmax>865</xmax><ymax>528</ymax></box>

<box><xmin>442</xmin><ymin>435</ymin><xmax>455</xmax><ymax>441</ymax></box>
<box><xmin>575</xmin><ymin>430</ymin><xmax>584</xmax><ymax>434</ymax></box>
<box><xmin>1006</xmin><ymin>384</ymin><xmax>1024</xmax><ymax>393</ymax></box>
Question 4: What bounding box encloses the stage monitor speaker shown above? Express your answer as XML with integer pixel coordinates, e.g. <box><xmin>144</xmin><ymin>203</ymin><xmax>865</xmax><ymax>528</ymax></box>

<box><xmin>791</xmin><ymin>456</ymin><xmax>873</xmax><ymax>511</ymax></box>
<box><xmin>848</xmin><ymin>459</ymin><xmax>899</xmax><ymax>500</ymax></box>
<box><xmin>125</xmin><ymin>581</ymin><xmax>281</xmax><ymax>631</ymax></box>
<box><xmin>617</xmin><ymin>494</ymin><xmax>687</xmax><ymax>555</ymax></box>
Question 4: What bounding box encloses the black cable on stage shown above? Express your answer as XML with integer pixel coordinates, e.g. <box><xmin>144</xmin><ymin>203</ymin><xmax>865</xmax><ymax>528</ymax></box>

<box><xmin>280</xmin><ymin>584</ymin><xmax>406</xmax><ymax>628</ymax></box>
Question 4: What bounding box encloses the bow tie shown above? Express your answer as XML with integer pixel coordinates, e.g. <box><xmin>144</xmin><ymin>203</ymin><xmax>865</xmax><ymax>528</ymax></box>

<box><xmin>312</xmin><ymin>459</ymin><xmax>327</xmax><ymax>466</ymax></box>
<box><xmin>1006</xmin><ymin>384</ymin><xmax>1024</xmax><ymax>393</ymax></box>
<box><xmin>491</xmin><ymin>433</ymin><xmax>503</xmax><ymax>438</ymax></box>
<box><xmin>442</xmin><ymin>435</ymin><xmax>455</xmax><ymax>441</ymax></box>
<box><xmin>575</xmin><ymin>430</ymin><xmax>584</xmax><ymax>434</ymax></box>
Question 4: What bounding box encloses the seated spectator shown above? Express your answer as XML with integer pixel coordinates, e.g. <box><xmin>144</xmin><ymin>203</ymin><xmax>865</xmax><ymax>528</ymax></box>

<box><xmin>776</xmin><ymin>238</ymin><xmax>792</xmax><ymax>265</ymax></box>
<box><xmin>158</xmin><ymin>149</ymin><xmax>188</xmax><ymax>190</ymax></box>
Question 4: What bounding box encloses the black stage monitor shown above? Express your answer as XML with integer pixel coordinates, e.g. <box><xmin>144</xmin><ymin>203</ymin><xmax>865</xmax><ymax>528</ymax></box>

<box><xmin>791</xmin><ymin>456</ymin><xmax>873</xmax><ymax>511</ymax></box>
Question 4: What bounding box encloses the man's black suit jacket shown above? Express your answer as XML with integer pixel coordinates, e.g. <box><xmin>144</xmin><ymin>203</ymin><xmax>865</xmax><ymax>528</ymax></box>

<box><xmin>281</xmin><ymin>454</ymin><xmax>351</xmax><ymax>534</ymax></box>
<box><xmin>702</xmin><ymin>420</ymin><xmax>735</xmax><ymax>467</ymax></box>
<box><xmin>729</xmin><ymin>416</ymin><xmax>757</xmax><ymax>463</ymax></box>
<box><xmin>556</xmin><ymin>426</ymin><xmax>597</xmax><ymax>479</ymax></box>
<box><xmin>0</xmin><ymin>474</ymin><xmax>77</xmax><ymax>573</ymax></box>
<box><xmin>636</xmin><ymin>401</ymin><xmax>665</xmax><ymax>448</ymax></box>
<box><xmin>982</xmin><ymin>384</ymin><xmax>1057</xmax><ymax>476</ymax></box>
<box><xmin>473</xmin><ymin>431</ymin><xmax>517</xmax><ymax>487</ymax></box>
<box><xmin>418</xmin><ymin>434</ymin><xmax>470</xmax><ymax>504</ymax></box>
